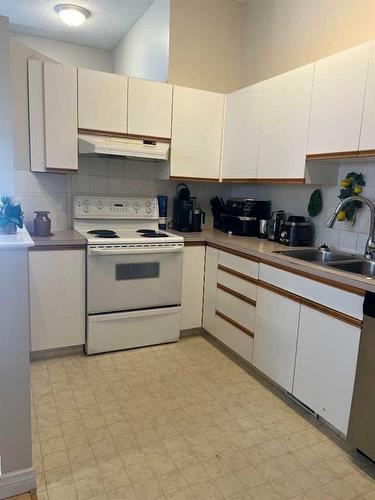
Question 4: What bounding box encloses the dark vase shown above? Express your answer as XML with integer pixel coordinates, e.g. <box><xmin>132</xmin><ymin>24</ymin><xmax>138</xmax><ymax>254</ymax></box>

<box><xmin>33</xmin><ymin>211</ymin><xmax>51</xmax><ymax>237</ymax></box>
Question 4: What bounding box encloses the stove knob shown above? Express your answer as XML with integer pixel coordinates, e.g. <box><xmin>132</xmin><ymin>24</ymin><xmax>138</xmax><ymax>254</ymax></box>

<box><xmin>146</xmin><ymin>200</ymin><xmax>151</xmax><ymax>207</ymax></box>
<box><xmin>146</xmin><ymin>207</ymin><xmax>151</xmax><ymax>214</ymax></box>
<box><xmin>97</xmin><ymin>201</ymin><xmax>104</xmax><ymax>210</ymax></box>
<box><xmin>83</xmin><ymin>205</ymin><xmax>90</xmax><ymax>213</ymax></box>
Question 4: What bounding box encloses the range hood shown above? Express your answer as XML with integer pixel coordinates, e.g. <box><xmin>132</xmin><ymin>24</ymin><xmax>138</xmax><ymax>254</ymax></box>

<box><xmin>78</xmin><ymin>134</ymin><xmax>170</xmax><ymax>161</ymax></box>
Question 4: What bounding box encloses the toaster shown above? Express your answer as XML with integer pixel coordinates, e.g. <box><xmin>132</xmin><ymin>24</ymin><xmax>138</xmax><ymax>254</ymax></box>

<box><xmin>279</xmin><ymin>216</ymin><xmax>314</xmax><ymax>246</ymax></box>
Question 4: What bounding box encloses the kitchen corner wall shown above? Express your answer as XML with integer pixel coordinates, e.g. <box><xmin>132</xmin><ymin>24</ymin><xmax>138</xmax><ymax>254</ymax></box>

<box><xmin>230</xmin><ymin>163</ymin><xmax>375</xmax><ymax>255</ymax></box>
<box><xmin>14</xmin><ymin>157</ymin><xmax>229</xmax><ymax>232</ymax></box>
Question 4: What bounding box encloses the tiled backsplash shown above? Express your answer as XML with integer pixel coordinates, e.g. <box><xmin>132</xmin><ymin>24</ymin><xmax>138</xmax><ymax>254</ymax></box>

<box><xmin>230</xmin><ymin>163</ymin><xmax>375</xmax><ymax>255</ymax></box>
<box><xmin>15</xmin><ymin>156</ymin><xmax>375</xmax><ymax>255</ymax></box>
<box><xmin>14</xmin><ymin>156</ymin><xmax>229</xmax><ymax>232</ymax></box>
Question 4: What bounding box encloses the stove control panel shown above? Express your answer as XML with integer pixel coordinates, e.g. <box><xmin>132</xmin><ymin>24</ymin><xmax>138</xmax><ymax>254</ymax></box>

<box><xmin>74</xmin><ymin>196</ymin><xmax>159</xmax><ymax>219</ymax></box>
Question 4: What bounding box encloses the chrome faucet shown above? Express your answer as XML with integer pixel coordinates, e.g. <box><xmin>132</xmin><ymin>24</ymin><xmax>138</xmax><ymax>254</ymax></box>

<box><xmin>326</xmin><ymin>195</ymin><xmax>375</xmax><ymax>259</ymax></box>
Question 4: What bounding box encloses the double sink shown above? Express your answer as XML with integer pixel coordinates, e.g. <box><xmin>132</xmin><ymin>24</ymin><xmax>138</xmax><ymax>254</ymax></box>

<box><xmin>275</xmin><ymin>248</ymin><xmax>375</xmax><ymax>278</ymax></box>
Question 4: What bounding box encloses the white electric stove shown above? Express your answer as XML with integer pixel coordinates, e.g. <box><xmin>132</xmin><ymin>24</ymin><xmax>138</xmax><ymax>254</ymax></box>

<box><xmin>73</xmin><ymin>196</ymin><xmax>184</xmax><ymax>355</ymax></box>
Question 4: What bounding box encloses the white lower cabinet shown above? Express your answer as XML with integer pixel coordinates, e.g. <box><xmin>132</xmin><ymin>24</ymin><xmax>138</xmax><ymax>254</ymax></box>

<box><xmin>29</xmin><ymin>249</ymin><xmax>85</xmax><ymax>351</ymax></box>
<box><xmin>293</xmin><ymin>306</ymin><xmax>361</xmax><ymax>434</ymax></box>
<box><xmin>213</xmin><ymin>313</ymin><xmax>254</xmax><ymax>363</ymax></box>
<box><xmin>181</xmin><ymin>245</ymin><xmax>205</xmax><ymax>330</ymax></box>
<box><xmin>253</xmin><ymin>287</ymin><xmax>300</xmax><ymax>392</ymax></box>
<box><xmin>202</xmin><ymin>246</ymin><xmax>219</xmax><ymax>333</ymax></box>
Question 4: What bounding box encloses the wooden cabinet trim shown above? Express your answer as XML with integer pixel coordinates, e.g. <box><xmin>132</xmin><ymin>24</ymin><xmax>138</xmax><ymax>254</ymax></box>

<box><xmin>222</xmin><ymin>178</ymin><xmax>258</xmax><ymax>183</ymax></box>
<box><xmin>261</xmin><ymin>259</ymin><xmax>366</xmax><ymax>296</ymax></box>
<box><xmin>218</xmin><ymin>264</ymin><xmax>258</xmax><ymax>285</ymax></box>
<box><xmin>207</xmin><ymin>242</ymin><xmax>260</xmax><ymax>263</ymax></box>
<box><xmin>300</xmin><ymin>298</ymin><xmax>362</xmax><ymax>328</ymax></box>
<box><xmin>78</xmin><ymin>128</ymin><xmax>171</xmax><ymax>143</ymax></box>
<box><xmin>357</xmin><ymin>149</ymin><xmax>375</xmax><ymax>157</ymax></box>
<box><xmin>184</xmin><ymin>240</ymin><xmax>206</xmax><ymax>247</ymax></box>
<box><xmin>256</xmin><ymin>178</ymin><xmax>305</xmax><ymax>184</ymax></box>
<box><xmin>258</xmin><ymin>279</ymin><xmax>302</xmax><ymax>303</ymax></box>
<box><xmin>215</xmin><ymin>310</ymin><xmax>255</xmax><ymax>338</ymax></box>
<box><xmin>170</xmin><ymin>176</ymin><xmax>220</xmax><ymax>182</ymax></box>
<box><xmin>217</xmin><ymin>282</ymin><xmax>256</xmax><ymax>307</ymax></box>
<box><xmin>29</xmin><ymin>245</ymin><xmax>86</xmax><ymax>251</ymax></box>
<box><xmin>306</xmin><ymin>151</ymin><xmax>358</xmax><ymax>160</ymax></box>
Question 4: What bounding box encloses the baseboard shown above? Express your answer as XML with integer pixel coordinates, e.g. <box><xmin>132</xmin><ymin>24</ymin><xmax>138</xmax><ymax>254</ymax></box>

<box><xmin>180</xmin><ymin>327</ymin><xmax>204</xmax><ymax>338</ymax></box>
<box><xmin>0</xmin><ymin>467</ymin><xmax>36</xmax><ymax>499</ymax></box>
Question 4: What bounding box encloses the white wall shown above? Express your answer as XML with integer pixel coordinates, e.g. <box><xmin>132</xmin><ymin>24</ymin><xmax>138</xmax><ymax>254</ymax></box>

<box><xmin>113</xmin><ymin>0</ymin><xmax>170</xmax><ymax>82</ymax></box>
<box><xmin>0</xmin><ymin>16</ymin><xmax>14</xmax><ymax>195</ymax></box>
<box><xmin>10</xmin><ymin>33</ymin><xmax>113</xmax><ymax>72</ymax></box>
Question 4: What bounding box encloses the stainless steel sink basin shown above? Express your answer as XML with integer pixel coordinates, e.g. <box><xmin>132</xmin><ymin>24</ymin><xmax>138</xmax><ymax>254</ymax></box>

<box><xmin>327</xmin><ymin>260</ymin><xmax>375</xmax><ymax>278</ymax></box>
<box><xmin>275</xmin><ymin>249</ymin><xmax>356</xmax><ymax>264</ymax></box>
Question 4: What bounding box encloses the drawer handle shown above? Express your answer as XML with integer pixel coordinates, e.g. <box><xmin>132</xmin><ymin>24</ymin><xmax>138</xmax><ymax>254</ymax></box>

<box><xmin>217</xmin><ymin>283</ymin><xmax>256</xmax><ymax>307</ymax></box>
<box><xmin>218</xmin><ymin>264</ymin><xmax>258</xmax><ymax>285</ymax></box>
<box><xmin>215</xmin><ymin>310</ymin><xmax>254</xmax><ymax>338</ymax></box>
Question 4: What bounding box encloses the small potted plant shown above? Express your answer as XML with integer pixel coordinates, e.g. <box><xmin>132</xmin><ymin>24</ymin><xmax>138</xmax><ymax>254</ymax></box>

<box><xmin>0</xmin><ymin>196</ymin><xmax>24</xmax><ymax>235</ymax></box>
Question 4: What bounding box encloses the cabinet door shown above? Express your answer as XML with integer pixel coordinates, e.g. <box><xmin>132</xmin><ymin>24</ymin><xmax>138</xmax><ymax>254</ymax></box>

<box><xmin>170</xmin><ymin>86</ymin><xmax>225</xmax><ymax>180</ymax></box>
<box><xmin>257</xmin><ymin>64</ymin><xmax>314</xmax><ymax>180</ymax></box>
<box><xmin>359</xmin><ymin>42</ymin><xmax>375</xmax><ymax>152</ymax></box>
<box><xmin>181</xmin><ymin>245</ymin><xmax>205</xmax><ymax>330</ymax></box>
<box><xmin>253</xmin><ymin>287</ymin><xmax>300</xmax><ymax>391</ymax></box>
<box><xmin>293</xmin><ymin>306</ymin><xmax>360</xmax><ymax>435</ymax></box>
<box><xmin>202</xmin><ymin>246</ymin><xmax>218</xmax><ymax>333</ymax></box>
<box><xmin>128</xmin><ymin>78</ymin><xmax>172</xmax><ymax>138</ymax></box>
<box><xmin>40</xmin><ymin>62</ymin><xmax>77</xmax><ymax>171</ymax></box>
<box><xmin>29</xmin><ymin>250</ymin><xmax>85</xmax><ymax>351</ymax></box>
<box><xmin>78</xmin><ymin>68</ymin><xmax>127</xmax><ymax>133</ymax></box>
<box><xmin>308</xmin><ymin>43</ymin><xmax>370</xmax><ymax>155</ymax></box>
<box><xmin>222</xmin><ymin>83</ymin><xmax>263</xmax><ymax>181</ymax></box>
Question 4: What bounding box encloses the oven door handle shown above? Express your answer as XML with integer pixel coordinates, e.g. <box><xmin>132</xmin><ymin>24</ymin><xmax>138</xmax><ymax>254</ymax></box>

<box><xmin>89</xmin><ymin>246</ymin><xmax>184</xmax><ymax>256</ymax></box>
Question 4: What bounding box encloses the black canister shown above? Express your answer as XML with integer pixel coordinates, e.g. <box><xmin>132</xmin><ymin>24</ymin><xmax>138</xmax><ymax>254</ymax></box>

<box><xmin>33</xmin><ymin>211</ymin><xmax>51</xmax><ymax>237</ymax></box>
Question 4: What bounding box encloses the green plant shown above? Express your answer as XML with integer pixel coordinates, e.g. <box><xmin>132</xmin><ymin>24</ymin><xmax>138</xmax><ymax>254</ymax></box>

<box><xmin>0</xmin><ymin>196</ymin><xmax>24</xmax><ymax>228</ymax></box>
<box><xmin>337</xmin><ymin>172</ymin><xmax>366</xmax><ymax>223</ymax></box>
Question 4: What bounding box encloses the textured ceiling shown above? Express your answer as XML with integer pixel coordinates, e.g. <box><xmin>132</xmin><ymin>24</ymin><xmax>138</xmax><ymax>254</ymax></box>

<box><xmin>0</xmin><ymin>0</ymin><xmax>155</xmax><ymax>49</ymax></box>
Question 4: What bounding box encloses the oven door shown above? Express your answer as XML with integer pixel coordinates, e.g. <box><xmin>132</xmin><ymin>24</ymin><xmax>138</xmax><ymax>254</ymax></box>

<box><xmin>87</xmin><ymin>246</ymin><xmax>183</xmax><ymax>314</ymax></box>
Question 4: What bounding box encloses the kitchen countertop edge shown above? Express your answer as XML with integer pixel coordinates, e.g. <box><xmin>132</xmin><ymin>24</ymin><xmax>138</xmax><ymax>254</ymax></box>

<box><xmin>30</xmin><ymin>229</ymin><xmax>87</xmax><ymax>248</ymax></box>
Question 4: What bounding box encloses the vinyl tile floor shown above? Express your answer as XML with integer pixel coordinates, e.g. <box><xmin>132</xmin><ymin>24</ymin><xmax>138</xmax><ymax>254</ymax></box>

<box><xmin>29</xmin><ymin>335</ymin><xmax>375</xmax><ymax>500</ymax></box>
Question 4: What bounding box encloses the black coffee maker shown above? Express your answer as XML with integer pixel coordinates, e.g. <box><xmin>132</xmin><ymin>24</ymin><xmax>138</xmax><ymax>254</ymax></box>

<box><xmin>172</xmin><ymin>184</ymin><xmax>194</xmax><ymax>232</ymax></box>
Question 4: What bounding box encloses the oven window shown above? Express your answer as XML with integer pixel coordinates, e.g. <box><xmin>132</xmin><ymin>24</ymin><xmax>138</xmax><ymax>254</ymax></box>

<box><xmin>115</xmin><ymin>262</ymin><xmax>160</xmax><ymax>280</ymax></box>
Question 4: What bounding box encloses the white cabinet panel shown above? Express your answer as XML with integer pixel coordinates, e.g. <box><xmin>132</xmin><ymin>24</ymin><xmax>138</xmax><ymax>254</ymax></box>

<box><xmin>44</xmin><ymin>62</ymin><xmax>78</xmax><ymax>171</ymax></box>
<box><xmin>359</xmin><ymin>42</ymin><xmax>375</xmax><ymax>151</ymax></box>
<box><xmin>218</xmin><ymin>251</ymin><xmax>259</xmax><ymax>279</ymax></box>
<box><xmin>202</xmin><ymin>246</ymin><xmax>218</xmax><ymax>333</ymax></box>
<box><xmin>222</xmin><ymin>83</ymin><xmax>263</xmax><ymax>180</ymax></box>
<box><xmin>217</xmin><ymin>269</ymin><xmax>257</xmax><ymax>301</ymax></box>
<box><xmin>28</xmin><ymin>60</ymin><xmax>77</xmax><ymax>172</ymax></box>
<box><xmin>259</xmin><ymin>263</ymin><xmax>363</xmax><ymax>320</ymax></box>
<box><xmin>293</xmin><ymin>306</ymin><xmax>360</xmax><ymax>434</ymax></box>
<box><xmin>170</xmin><ymin>86</ymin><xmax>225</xmax><ymax>179</ymax></box>
<box><xmin>216</xmin><ymin>288</ymin><xmax>256</xmax><ymax>333</ymax></box>
<box><xmin>78</xmin><ymin>68</ymin><xmax>127</xmax><ymax>133</ymax></box>
<box><xmin>128</xmin><ymin>78</ymin><xmax>172</xmax><ymax>138</ymax></box>
<box><xmin>257</xmin><ymin>64</ymin><xmax>314</xmax><ymax>180</ymax></box>
<box><xmin>213</xmin><ymin>313</ymin><xmax>253</xmax><ymax>363</ymax></box>
<box><xmin>181</xmin><ymin>246</ymin><xmax>205</xmax><ymax>330</ymax></box>
<box><xmin>253</xmin><ymin>287</ymin><xmax>300</xmax><ymax>391</ymax></box>
<box><xmin>29</xmin><ymin>250</ymin><xmax>85</xmax><ymax>351</ymax></box>
<box><xmin>308</xmin><ymin>43</ymin><xmax>371</xmax><ymax>154</ymax></box>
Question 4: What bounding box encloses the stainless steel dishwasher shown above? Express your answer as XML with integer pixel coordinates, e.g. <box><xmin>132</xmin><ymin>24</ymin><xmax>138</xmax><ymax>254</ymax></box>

<box><xmin>347</xmin><ymin>291</ymin><xmax>375</xmax><ymax>461</ymax></box>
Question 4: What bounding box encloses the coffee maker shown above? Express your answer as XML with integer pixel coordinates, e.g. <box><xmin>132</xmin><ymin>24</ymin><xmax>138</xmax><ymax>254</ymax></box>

<box><xmin>172</xmin><ymin>184</ymin><xmax>194</xmax><ymax>232</ymax></box>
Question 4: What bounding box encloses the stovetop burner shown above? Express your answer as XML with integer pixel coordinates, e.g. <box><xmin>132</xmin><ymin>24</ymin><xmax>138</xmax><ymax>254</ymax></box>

<box><xmin>137</xmin><ymin>229</ymin><xmax>157</xmax><ymax>234</ymax></box>
<box><xmin>141</xmin><ymin>232</ymin><xmax>168</xmax><ymax>238</ymax></box>
<box><xmin>88</xmin><ymin>229</ymin><xmax>117</xmax><ymax>235</ymax></box>
<box><xmin>97</xmin><ymin>234</ymin><xmax>119</xmax><ymax>238</ymax></box>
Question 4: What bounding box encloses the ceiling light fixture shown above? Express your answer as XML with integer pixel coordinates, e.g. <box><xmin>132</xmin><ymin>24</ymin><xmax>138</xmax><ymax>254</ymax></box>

<box><xmin>55</xmin><ymin>4</ymin><xmax>90</xmax><ymax>27</ymax></box>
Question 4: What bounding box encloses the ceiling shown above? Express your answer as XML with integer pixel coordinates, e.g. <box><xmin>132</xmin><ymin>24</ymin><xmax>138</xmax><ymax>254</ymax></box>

<box><xmin>0</xmin><ymin>0</ymin><xmax>155</xmax><ymax>50</ymax></box>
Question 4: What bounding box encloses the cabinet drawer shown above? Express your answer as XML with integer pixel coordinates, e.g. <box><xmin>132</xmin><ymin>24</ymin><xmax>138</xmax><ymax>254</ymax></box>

<box><xmin>213</xmin><ymin>313</ymin><xmax>254</xmax><ymax>363</ymax></box>
<box><xmin>259</xmin><ymin>263</ymin><xmax>363</xmax><ymax>320</ymax></box>
<box><xmin>218</xmin><ymin>250</ymin><xmax>259</xmax><ymax>279</ymax></box>
<box><xmin>216</xmin><ymin>287</ymin><xmax>255</xmax><ymax>333</ymax></box>
<box><xmin>217</xmin><ymin>268</ymin><xmax>257</xmax><ymax>301</ymax></box>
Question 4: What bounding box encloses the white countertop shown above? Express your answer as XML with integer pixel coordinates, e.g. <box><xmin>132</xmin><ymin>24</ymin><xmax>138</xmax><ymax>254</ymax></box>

<box><xmin>0</xmin><ymin>227</ymin><xmax>34</xmax><ymax>250</ymax></box>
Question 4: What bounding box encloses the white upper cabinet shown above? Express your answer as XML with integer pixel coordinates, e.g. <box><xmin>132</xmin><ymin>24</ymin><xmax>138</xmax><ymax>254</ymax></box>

<box><xmin>257</xmin><ymin>64</ymin><xmax>314</xmax><ymax>180</ymax></box>
<box><xmin>170</xmin><ymin>86</ymin><xmax>225</xmax><ymax>179</ymax></box>
<box><xmin>78</xmin><ymin>68</ymin><xmax>128</xmax><ymax>133</ymax></box>
<box><xmin>293</xmin><ymin>306</ymin><xmax>360</xmax><ymax>435</ymax></box>
<box><xmin>308</xmin><ymin>43</ymin><xmax>371</xmax><ymax>155</ymax></box>
<box><xmin>128</xmin><ymin>78</ymin><xmax>173</xmax><ymax>138</ymax></box>
<box><xmin>28</xmin><ymin>60</ymin><xmax>78</xmax><ymax>172</ymax></box>
<box><xmin>359</xmin><ymin>42</ymin><xmax>375</xmax><ymax>152</ymax></box>
<box><xmin>222</xmin><ymin>82</ymin><xmax>263</xmax><ymax>180</ymax></box>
